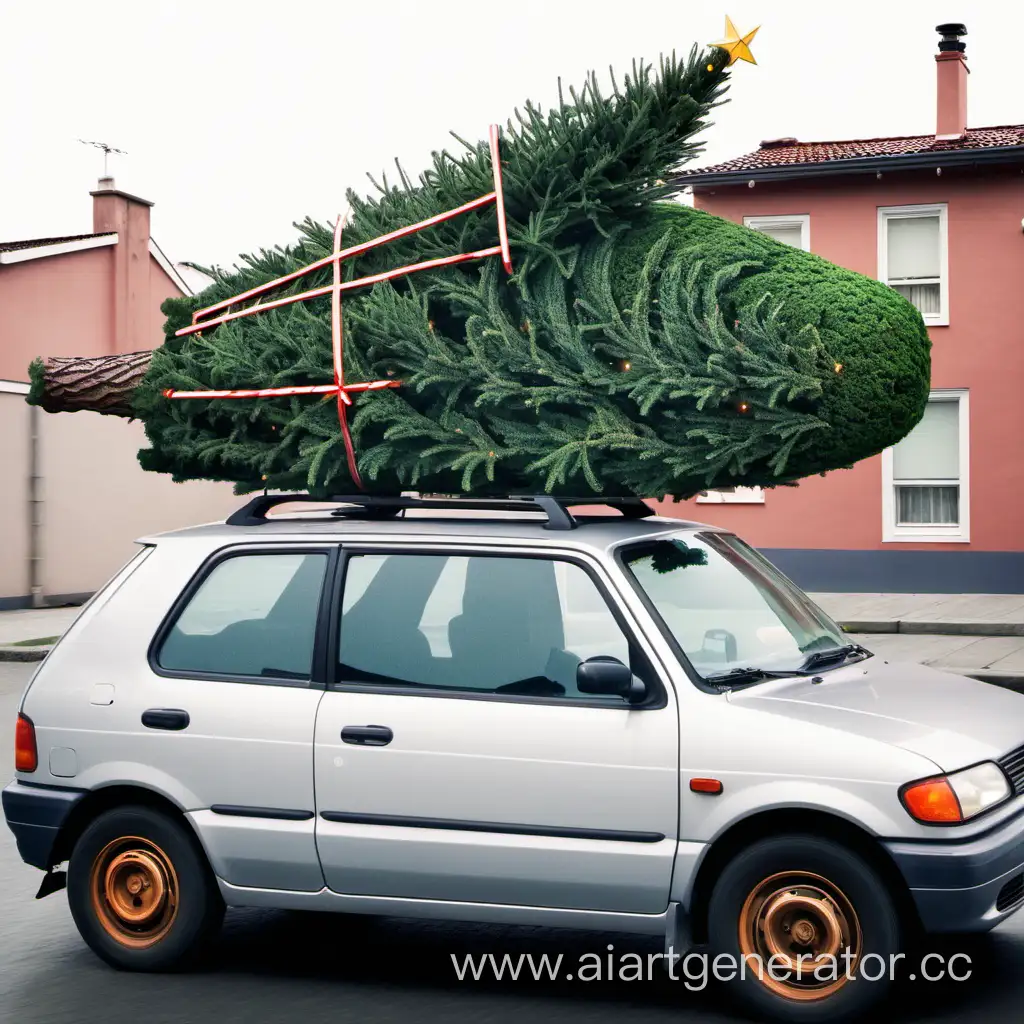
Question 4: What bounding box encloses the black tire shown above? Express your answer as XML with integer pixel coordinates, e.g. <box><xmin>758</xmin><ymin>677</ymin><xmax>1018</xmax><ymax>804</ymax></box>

<box><xmin>707</xmin><ymin>834</ymin><xmax>901</xmax><ymax>1023</ymax></box>
<box><xmin>68</xmin><ymin>805</ymin><xmax>224</xmax><ymax>971</ymax></box>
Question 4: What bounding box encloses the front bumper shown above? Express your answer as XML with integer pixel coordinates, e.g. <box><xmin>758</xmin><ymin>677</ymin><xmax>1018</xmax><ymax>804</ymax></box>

<box><xmin>2</xmin><ymin>781</ymin><xmax>84</xmax><ymax>870</ymax></box>
<box><xmin>884</xmin><ymin>807</ymin><xmax>1024</xmax><ymax>933</ymax></box>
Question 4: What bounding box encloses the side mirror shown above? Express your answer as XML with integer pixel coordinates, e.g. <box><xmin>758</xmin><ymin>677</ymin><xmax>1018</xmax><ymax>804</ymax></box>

<box><xmin>702</xmin><ymin>628</ymin><xmax>737</xmax><ymax>663</ymax></box>
<box><xmin>577</xmin><ymin>656</ymin><xmax>646</xmax><ymax>704</ymax></box>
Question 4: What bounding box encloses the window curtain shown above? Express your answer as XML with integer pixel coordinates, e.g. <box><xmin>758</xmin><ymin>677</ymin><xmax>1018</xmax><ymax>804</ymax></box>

<box><xmin>896</xmin><ymin>485</ymin><xmax>959</xmax><ymax>525</ymax></box>
<box><xmin>893</xmin><ymin>282</ymin><xmax>940</xmax><ymax>315</ymax></box>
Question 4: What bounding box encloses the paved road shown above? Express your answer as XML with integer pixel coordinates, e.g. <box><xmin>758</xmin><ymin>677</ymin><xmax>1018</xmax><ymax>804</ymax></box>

<box><xmin>2</xmin><ymin>660</ymin><xmax>1023</xmax><ymax>1024</ymax></box>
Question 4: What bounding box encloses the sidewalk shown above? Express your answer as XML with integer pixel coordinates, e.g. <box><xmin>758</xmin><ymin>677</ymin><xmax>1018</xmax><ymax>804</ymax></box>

<box><xmin>810</xmin><ymin>593</ymin><xmax>1024</xmax><ymax>636</ymax></box>
<box><xmin>808</xmin><ymin>593</ymin><xmax>1024</xmax><ymax>688</ymax></box>
<box><xmin>2</xmin><ymin>597</ymin><xmax>1024</xmax><ymax>687</ymax></box>
<box><xmin>0</xmin><ymin>606</ymin><xmax>84</xmax><ymax>661</ymax></box>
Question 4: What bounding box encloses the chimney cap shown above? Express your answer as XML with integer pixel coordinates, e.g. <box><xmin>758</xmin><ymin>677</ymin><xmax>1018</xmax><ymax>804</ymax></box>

<box><xmin>936</xmin><ymin>23</ymin><xmax>967</xmax><ymax>52</ymax></box>
<box><xmin>89</xmin><ymin>183</ymin><xmax>155</xmax><ymax>207</ymax></box>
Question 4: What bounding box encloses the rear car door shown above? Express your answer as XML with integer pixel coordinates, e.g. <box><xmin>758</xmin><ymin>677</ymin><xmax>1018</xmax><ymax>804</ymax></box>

<box><xmin>35</xmin><ymin>542</ymin><xmax>335</xmax><ymax>893</ymax></box>
<box><xmin>313</xmin><ymin>544</ymin><xmax>679</xmax><ymax>913</ymax></box>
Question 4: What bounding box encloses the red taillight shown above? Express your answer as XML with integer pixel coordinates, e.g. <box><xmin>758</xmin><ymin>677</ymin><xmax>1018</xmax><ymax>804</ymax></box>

<box><xmin>15</xmin><ymin>713</ymin><xmax>37</xmax><ymax>773</ymax></box>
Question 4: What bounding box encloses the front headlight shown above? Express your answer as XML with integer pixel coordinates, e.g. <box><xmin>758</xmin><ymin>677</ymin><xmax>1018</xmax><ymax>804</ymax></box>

<box><xmin>901</xmin><ymin>762</ymin><xmax>1012</xmax><ymax>824</ymax></box>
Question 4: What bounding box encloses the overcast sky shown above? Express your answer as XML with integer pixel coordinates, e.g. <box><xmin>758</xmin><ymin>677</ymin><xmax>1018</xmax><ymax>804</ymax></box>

<box><xmin>1</xmin><ymin>1</ymin><xmax>1020</xmax><ymax>272</ymax></box>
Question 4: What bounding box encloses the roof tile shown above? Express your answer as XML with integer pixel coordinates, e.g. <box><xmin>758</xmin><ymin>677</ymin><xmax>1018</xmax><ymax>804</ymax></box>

<box><xmin>0</xmin><ymin>232</ymin><xmax>110</xmax><ymax>254</ymax></box>
<box><xmin>683</xmin><ymin>124</ymin><xmax>1024</xmax><ymax>177</ymax></box>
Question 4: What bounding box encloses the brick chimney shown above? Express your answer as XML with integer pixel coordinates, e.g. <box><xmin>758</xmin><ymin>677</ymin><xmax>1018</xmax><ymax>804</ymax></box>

<box><xmin>935</xmin><ymin>23</ymin><xmax>969</xmax><ymax>140</ymax></box>
<box><xmin>90</xmin><ymin>177</ymin><xmax>155</xmax><ymax>354</ymax></box>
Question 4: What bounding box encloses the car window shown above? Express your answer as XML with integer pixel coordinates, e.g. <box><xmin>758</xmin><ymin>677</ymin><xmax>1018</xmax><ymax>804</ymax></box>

<box><xmin>338</xmin><ymin>553</ymin><xmax>633</xmax><ymax>701</ymax></box>
<box><xmin>620</xmin><ymin>532</ymin><xmax>845</xmax><ymax>677</ymax></box>
<box><xmin>158</xmin><ymin>552</ymin><xmax>327</xmax><ymax>680</ymax></box>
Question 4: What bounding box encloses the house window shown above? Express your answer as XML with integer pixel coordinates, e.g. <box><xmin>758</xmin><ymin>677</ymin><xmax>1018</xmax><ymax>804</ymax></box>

<box><xmin>744</xmin><ymin>214</ymin><xmax>810</xmax><ymax>252</ymax></box>
<box><xmin>696</xmin><ymin>486</ymin><xmax>765</xmax><ymax>505</ymax></box>
<box><xmin>882</xmin><ymin>390</ymin><xmax>969</xmax><ymax>542</ymax></box>
<box><xmin>878</xmin><ymin>204</ymin><xmax>949</xmax><ymax>325</ymax></box>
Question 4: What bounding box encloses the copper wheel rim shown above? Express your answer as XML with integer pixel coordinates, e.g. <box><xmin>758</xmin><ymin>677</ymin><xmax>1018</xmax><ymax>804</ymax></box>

<box><xmin>89</xmin><ymin>836</ymin><xmax>179</xmax><ymax>949</ymax></box>
<box><xmin>738</xmin><ymin>870</ymin><xmax>862</xmax><ymax>1001</ymax></box>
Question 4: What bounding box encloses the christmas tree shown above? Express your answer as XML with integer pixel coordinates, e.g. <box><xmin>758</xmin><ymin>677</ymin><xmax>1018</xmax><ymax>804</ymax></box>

<box><xmin>29</xmin><ymin>43</ymin><xmax>930</xmax><ymax>499</ymax></box>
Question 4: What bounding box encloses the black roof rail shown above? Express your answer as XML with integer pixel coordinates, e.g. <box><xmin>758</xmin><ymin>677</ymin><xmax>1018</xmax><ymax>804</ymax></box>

<box><xmin>224</xmin><ymin>493</ymin><xmax>655</xmax><ymax>531</ymax></box>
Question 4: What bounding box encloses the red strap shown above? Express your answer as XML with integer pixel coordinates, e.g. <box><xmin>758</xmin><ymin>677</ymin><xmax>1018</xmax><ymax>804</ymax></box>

<box><xmin>332</xmin><ymin>212</ymin><xmax>363</xmax><ymax>490</ymax></box>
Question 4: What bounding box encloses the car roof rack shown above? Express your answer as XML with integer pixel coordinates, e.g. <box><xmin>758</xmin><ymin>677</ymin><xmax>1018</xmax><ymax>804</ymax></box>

<box><xmin>225</xmin><ymin>493</ymin><xmax>656</xmax><ymax>531</ymax></box>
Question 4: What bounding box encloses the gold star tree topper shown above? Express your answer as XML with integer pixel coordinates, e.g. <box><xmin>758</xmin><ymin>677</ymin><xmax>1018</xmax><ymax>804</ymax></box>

<box><xmin>709</xmin><ymin>15</ymin><xmax>759</xmax><ymax>66</ymax></box>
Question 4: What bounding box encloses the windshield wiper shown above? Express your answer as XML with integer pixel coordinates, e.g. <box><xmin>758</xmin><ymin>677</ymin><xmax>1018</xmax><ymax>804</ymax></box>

<box><xmin>704</xmin><ymin>666</ymin><xmax>799</xmax><ymax>687</ymax></box>
<box><xmin>799</xmin><ymin>643</ymin><xmax>868</xmax><ymax>673</ymax></box>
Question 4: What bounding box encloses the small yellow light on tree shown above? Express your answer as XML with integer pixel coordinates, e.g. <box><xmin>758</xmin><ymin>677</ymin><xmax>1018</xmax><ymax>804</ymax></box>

<box><xmin>707</xmin><ymin>63</ymin><xmax>714</xmax><ymax>71</ymax></box>
<box><xmin>621</xmin><ymin>360</ymin><xmax>632</xmax><ymax>372</ymax></box>
<box><xmin>834</xmin><ymin>362</ymin><xmax>844</xmax><ymax>373</ymax></box>
<box><xmin>428</xmin><ymin>320</ymin><xmax>435</xmax><ymax>331</ymax></box>
<box><xmin>261</xmin><ymin>474</ymin><xmax>268</xmax><ymax>481</ymax></box>
<box><xmin>739</xmin><ymin>402</ymin><xmax>749</xmax><ymax>413</ymax></box>
<box><xmin>488</xmin><ymin>450</ymin><xmax>495</xmax><ymax>457</ymax></box>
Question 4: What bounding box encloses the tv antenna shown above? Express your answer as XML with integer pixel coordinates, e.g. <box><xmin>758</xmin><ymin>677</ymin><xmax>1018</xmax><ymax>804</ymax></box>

<box><xmin>77</xmin><ymin>139</ymin><xmax>127</xmax><ymax>177</ymax></box>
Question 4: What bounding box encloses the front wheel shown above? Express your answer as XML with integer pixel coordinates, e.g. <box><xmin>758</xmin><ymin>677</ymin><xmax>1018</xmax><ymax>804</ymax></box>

<box><xmin>708</xmin><ymin>834</ymin><xmax>901</xmax><ymax>1023</ymax></box>
<box><xmin>68</xmin><ymin>805</ymin><xmax>224</xmax><ymax>971</ymax></box>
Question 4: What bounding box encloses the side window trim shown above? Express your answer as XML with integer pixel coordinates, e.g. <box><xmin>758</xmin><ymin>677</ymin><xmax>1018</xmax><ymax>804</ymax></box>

<box><xmin>328</xmin><ymin>544</ymin><xmax>668</xmax><ymax>710</ymax></box>
<box><xmin>148</xmin><ymin>543</ymin><xmax>340</xmax><ymax>689</ymax></box>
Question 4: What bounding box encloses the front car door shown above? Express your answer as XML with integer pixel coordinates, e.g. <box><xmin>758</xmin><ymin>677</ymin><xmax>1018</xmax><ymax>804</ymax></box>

<box><xmin>313</xmin><ymin>543</ymin><xmax>679</xmax><ymax>913</ymax></box>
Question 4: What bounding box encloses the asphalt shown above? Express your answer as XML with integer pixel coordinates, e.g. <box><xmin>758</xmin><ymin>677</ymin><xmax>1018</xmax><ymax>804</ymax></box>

<box><xmin>3</xmin><ymin>661</ymin><xmax>1024</xmax><ymax>1024</ymax></box>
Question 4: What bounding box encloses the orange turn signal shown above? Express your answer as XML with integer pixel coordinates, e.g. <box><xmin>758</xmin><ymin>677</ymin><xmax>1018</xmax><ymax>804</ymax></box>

<box><xmin>690</xmin><ymin>778</ymin><xmax>723</xmax><ymax>795</ymax></box>
<box><xmin>15</xmin><ymin>713</ymin><xmax>38</xmax><ymax>773</ymax></box>
<box><xmin>901</xmin><ymin>777</ymin><xmax>962</xmax><ymax>823</ymax></box>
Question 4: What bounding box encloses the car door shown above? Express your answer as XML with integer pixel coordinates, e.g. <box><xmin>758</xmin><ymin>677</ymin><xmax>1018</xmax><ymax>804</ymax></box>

<box><xmin>62</xmin><ymin>542</ymin><xmax>334</xmax><ymax>893</ymax></box>
<box><xmin>313</xmin><ymin>544</ymin><xmax>679</xmax><ymax>914</ymax></box>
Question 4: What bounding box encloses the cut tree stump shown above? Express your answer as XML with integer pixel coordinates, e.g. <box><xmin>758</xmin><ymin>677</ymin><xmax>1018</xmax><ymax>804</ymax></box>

<box><xmin>31</xmin><ymin>351</ymin><xmax>152</xmax><ymax>417</ymax></box>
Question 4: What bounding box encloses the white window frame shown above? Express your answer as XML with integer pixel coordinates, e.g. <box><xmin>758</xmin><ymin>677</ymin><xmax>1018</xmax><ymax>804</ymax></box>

<box><xmin>877</xmin><ymin>203</ymin><xmax>949</xmax><ymax>326</ymax></box>
<box><xmin>881</xmin><ymin>388</ymin><xmax>969</xmax><ymax>543</ymax></box>
<box><xmin>696</xmin><ymin>486</ymin><xmax>766</xmax><ymax>505</ymax></box>
<box><xmin>743</xmin><ymin>214</ymin><xmax>810</xmax><ymax>252</ymax></box>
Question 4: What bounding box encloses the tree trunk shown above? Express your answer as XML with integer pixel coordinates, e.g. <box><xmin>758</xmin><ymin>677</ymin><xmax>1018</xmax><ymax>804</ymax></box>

<box><xmin>31</xmin><ymin>351</ymin><xmax>151</xmax><ymax>417</ymax></box>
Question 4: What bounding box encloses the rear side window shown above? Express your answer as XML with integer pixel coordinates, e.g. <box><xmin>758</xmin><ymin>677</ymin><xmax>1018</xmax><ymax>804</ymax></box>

<box><xmin>158</xmin><ymin>552</ymin><xmax>327</xmax><ymax>680</ymax></box>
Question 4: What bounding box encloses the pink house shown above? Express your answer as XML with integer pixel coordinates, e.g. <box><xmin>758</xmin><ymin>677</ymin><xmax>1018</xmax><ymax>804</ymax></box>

<box><xmin>0</xmin><ymin>181</ymin><xmax>237</xmax><ymax>609</ymax></box>
<box><xmin>0</xmin><ymin>176</ymin><xmax>192</xmax><ymax>378</ymax></box>
<box><xmin>666</xmin><ymin>23</ymin><xmax>1024</xmax><ymax>593</ymax></box>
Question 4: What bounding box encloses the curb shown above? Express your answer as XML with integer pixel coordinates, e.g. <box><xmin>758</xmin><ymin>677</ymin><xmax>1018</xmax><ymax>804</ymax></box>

<box><xmin>0</xmin><ymin>645</ymin><xmax>53</xmax><ymax>663</ymax></box>
<box><xmin>841</xmin><ymin>620</ymin><xmax>1024</xmax><ymax>637</ymax></box>
<box><xmin>941</xmin><ymin>667</ymin><xmax>1024</xmax><ymax>693</ymax></box>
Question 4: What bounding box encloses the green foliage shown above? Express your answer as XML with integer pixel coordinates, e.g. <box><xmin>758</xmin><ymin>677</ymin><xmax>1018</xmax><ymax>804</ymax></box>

<box><xmin>128</xmin><ymin>44</ymin><xmax>930</xmax><ymax>499</ymax></box>
<box><xmin>610</xmin><ymin>207</ymin><xmax>932</xmax><ymax>483</ymax></box>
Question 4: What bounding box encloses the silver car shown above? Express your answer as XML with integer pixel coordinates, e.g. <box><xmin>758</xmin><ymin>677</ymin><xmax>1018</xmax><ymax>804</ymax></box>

<box><xmin>5</xmin><ymin>495</ymin><xmax>1024</xmax><ymax>1022</ymax></box>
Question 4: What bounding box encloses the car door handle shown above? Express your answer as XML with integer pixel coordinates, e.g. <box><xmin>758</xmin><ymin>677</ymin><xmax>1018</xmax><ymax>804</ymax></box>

<box><xmin>141</xmin><ymin>708</ymin><xmax>190</xmax><ymax>731</ymax></box>
<box><xmin>340</xmin><ymin>725</ymin><xmax>393</xmax><ymax>746</ymax></box>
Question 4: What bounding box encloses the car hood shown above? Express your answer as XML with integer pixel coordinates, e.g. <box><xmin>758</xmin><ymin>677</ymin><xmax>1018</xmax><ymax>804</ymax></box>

<box><xmin>727</xmin><ymin>657</ymin><xmax>1024</xmax><ymax>771</ymax></box>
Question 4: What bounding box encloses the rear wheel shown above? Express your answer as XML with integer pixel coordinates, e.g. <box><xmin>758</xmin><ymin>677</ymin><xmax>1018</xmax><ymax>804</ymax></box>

<box><xmin>708</xmin><ymin>834</ymin><xmax>900</xmax><ymax>1022</ymax></box>
<box><xmin>68</xmin><ymin>805</ymin><xmax>224</xmax><ymax>971</ymax></box>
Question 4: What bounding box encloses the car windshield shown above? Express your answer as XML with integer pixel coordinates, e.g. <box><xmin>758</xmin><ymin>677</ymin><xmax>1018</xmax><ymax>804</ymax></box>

<box><xmin>619</xmin><ymin>532</ymin><xmax>852</xmax><ymax>681</ymax></box>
